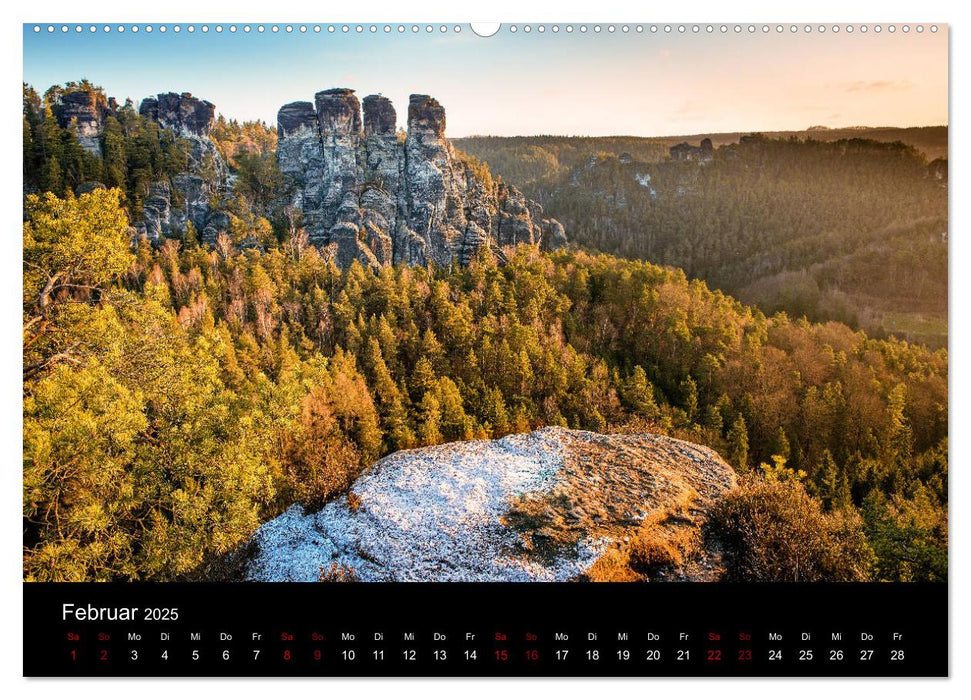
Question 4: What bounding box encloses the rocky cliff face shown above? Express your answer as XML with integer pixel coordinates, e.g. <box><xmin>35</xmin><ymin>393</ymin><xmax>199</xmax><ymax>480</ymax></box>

<box><xmin>245</xmin><ymin>427</ymin><xmax>736</xmax><ymax>582</ymax></box>
<box><xmin>135</xmin><ymin>93</ymin><xmax>230</xmax><ymax>245</ymax></box>
<box><xmin>136</xmin><ymin>174</ymin><xmax>231</xmax><ymax>246</ymax></box>
<box><xmin>277</xmin><ymin>89</ymin><xmax>566</xmax><ymax>269</ymax></box>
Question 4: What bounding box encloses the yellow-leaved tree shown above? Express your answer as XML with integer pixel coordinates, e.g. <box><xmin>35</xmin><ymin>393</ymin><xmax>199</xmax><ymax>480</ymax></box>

<box><xmin>23</xmin><ymin>190</ymin><xmax>287</xmax><ymax>581</ymax></box>
<box><xmin>23</xmin><ymin>188</ymin><xmax>133</xmax><ymax>379</ymax></box>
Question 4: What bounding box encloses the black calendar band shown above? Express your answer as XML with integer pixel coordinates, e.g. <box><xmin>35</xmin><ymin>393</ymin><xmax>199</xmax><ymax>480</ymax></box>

<box><xmin>23</xmin><ymin>582</ymin><xmax>947</xmax><ymax>677</ymax></box>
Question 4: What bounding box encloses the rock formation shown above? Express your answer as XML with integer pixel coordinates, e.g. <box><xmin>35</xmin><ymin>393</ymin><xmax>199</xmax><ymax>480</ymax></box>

<box><xmin>50</xmin><ymin>88</ymin><xmax>228</xmax><ymax>242</ymax></box>
<box><xmin>135</xmin><ymin>93</ymin><xmax>230</xmax><ymax>245</ymax></box>
<box><xmin>669</xmin><ymin>138</ymin><xmax>714</xmax><ymax>162</ymax></box>
<box><xmin>245</xmin><ymin>427</ymin><xmax>736</xmax><ymax>582</ymax></box>
<box><xmin>277</xmin><ymin>89</ymin><xmax>566</xmax><ymax>269</ymax></box>
<box><xmin>138</xmin><ymin>92</ymin><xmax>216</xmax><ymax>138</ymax></box>
<box><xmin>54</xmin><ymin>91</ymin><xmax>112</xmax><ymax>156</ymax></box>
<box><xmin>51</xmin><ymin>85</ymin><xmax>563</xmax><ymax>262</ymax></box>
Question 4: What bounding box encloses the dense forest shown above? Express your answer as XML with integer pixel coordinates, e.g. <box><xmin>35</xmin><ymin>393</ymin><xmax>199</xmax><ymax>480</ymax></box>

<box><xmin>456</xmin><ymin>133</ymin><xmax>948</xmax><ymax>348</ymax></box>
<box><xmin>23</xmin><ymin>82</ymin><xmax>947</xmax><ymax>583</ymax></box>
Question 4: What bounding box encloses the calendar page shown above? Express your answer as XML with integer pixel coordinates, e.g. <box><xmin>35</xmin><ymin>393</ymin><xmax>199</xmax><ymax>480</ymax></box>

<box><xmin>21</xmin><ymin>21</ymin><xmax>948</xmax><ymax>677</ymax></box>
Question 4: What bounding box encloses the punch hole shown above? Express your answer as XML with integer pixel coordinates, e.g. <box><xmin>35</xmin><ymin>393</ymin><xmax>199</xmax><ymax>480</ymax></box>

<box><xmin>469</xmin><ymin>22</ymin><xmax>502</xmax><ymax>39</ymax></box>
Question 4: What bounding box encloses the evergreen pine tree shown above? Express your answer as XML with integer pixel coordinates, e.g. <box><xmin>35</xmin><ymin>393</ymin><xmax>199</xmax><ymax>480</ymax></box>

<box><xmin>728</xmin><ymin>415</ymin><xmax>750</xmax><ymax>471</ymax></box>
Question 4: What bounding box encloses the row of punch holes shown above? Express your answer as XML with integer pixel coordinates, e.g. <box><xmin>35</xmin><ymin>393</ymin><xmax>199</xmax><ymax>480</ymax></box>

<box><xmin>32</xmin><ymin>24</ymin><xmax>940</xmax><ymax>36</ymax></box>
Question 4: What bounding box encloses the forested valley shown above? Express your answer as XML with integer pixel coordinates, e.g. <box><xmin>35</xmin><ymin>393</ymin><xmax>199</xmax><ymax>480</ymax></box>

<box><xmin>456</xmin><ymin>132</ymin><xmax>948</xmax><ymax>348</ymax></box>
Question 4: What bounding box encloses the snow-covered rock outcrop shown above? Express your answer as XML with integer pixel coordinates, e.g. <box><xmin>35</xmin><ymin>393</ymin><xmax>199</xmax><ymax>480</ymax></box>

<box><xmin>246</xmin><ymin>427</ymin><xmax>736</xmax><ymax>582</ymax></box>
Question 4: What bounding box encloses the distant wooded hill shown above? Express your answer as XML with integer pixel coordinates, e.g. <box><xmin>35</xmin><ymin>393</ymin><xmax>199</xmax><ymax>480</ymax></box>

<box><xmin>453</xmin><ymin>130</ymin><xmax>948</xmax><ymax>348</ymax></box>
<box><xmin>667</xmin><ymin>126</ymin><xmax>948</xmax><ymax>161</ymax></box>
<box><xmin>453</xmin><ymin>126</ymin><xmax>948</xmax><ymax>182</ymax></box>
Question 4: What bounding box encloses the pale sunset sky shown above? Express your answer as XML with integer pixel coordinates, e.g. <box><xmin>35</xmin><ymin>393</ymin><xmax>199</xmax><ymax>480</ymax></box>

<box><xmin>22</xmin><ymin>24</ymin><xmax>948</xmax><ymax>137</ymax></box>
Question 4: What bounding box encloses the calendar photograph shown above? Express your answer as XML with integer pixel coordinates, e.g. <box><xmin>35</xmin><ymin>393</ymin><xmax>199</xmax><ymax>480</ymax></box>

<box><xmin>22</xmin><ymin>23</ymin><xmax>947</xmax><ymax>598</ymax></box>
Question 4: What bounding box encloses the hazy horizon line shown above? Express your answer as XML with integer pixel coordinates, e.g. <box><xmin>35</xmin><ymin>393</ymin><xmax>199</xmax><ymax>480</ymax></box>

<box><xmin>451</xmin><ymin>124</ymin><xmax>949</xmax><ymax>140</ymax></box>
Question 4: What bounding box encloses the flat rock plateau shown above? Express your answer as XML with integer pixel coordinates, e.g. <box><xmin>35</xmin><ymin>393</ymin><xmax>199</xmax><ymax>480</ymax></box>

<box><xmin>245</xmin><ymin>427</ymin><xmax>737</xmax><ymax>582</ymax></box>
